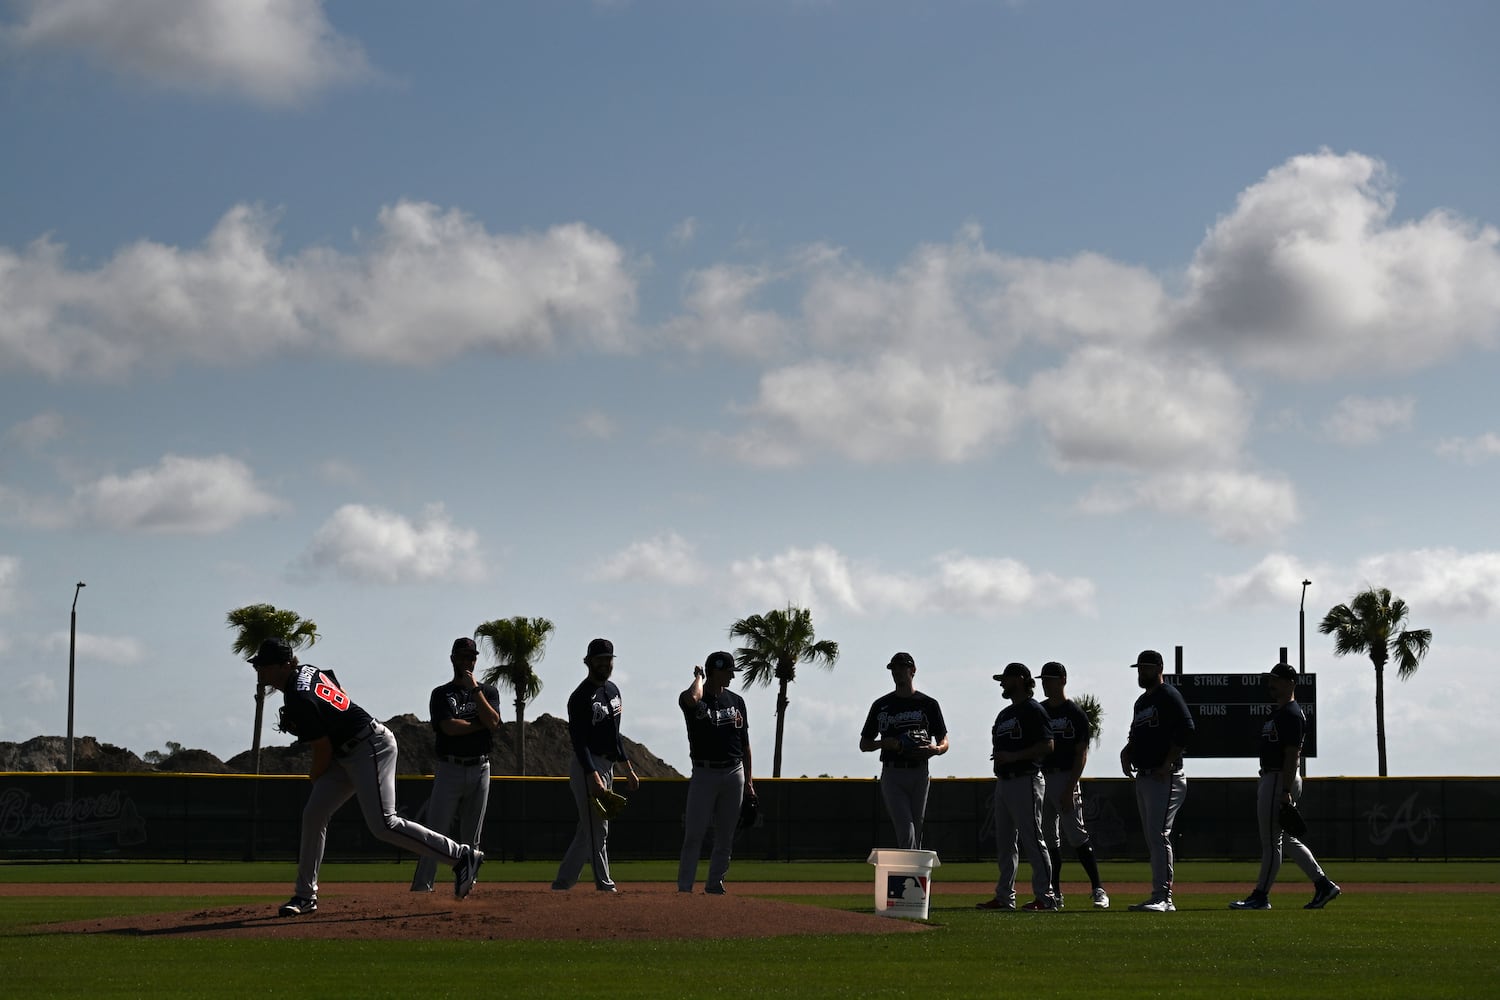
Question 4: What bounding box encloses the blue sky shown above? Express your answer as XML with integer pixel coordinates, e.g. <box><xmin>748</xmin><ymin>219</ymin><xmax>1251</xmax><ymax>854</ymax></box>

<box><xmin>2</xmin><ymin>0</ymin><xmax>1497</xmax><ymax>780</ymax></box>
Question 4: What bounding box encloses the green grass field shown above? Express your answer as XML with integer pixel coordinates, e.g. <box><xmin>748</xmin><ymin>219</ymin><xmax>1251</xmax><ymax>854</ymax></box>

<box><xmin>3</xmin><ymin>861</ymin><xmax>1498</xmax><ymax>999</ymax></box>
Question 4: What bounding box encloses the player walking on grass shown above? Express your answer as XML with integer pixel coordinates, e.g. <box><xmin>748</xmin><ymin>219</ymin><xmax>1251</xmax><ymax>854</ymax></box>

<box><xmin>1038</xmin><ymin>661</ymin><xmax>1109</xmax><ymax>909</ymax></box>
<box><xmin>247</xmin><ymin>638</ymin><xmax>482</xmax><ymax>916</ymax></box>
<box><xmin>1230</xmin><ymin>662</ymin><xmax>1341</xmax><ymax>911</ymax></box>
<box><xmin>552</xmin><ymin>638</ymin><xmax>639</xmax><ymax>892</ymax></box>
<box><xmin>1120</xmin><ymin>649</ymin><xmax>1194</xmax><ymax>913</ymax></box>
<box><xmin>676</xmin><ymin>651</ymin><xmax>754</xmax><ymax>894</ymax></box>
<box><xmin>976</xmin><ymin>662</ymin><xmax>1057</xmax><ymax>912</ymax></box>
<box><xmin>859</xmin><ymin>651</ymin><xmax>949</xmax><ymax>850</ymax></box>
<box><xmin>410</xmin><ymin>637</ymin><xmax>500</xmax><ymax>893</ymax></box>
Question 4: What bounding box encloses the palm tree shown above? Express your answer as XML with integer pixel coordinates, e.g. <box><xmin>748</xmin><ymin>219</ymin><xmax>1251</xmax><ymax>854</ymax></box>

<box><xmin>1318</xmin><ymin>587</ymin><xmax>1432</xmax><ymax>777</ymax></box>
<box><xmin>1074</xmin><ymin>693</ymin><xmax>1105</xmax><ymax>749</ymax></box>
<box><xmin>473</xmin><ymin>616</ymin><xmax>552</xmax><ymax>776</ymax></box>
<box><xmin>729</xmin><ymin>605</ymin><xmax>839</xmax><ymax>778</ymax></box>
<box><xmin>226</xmin><ymin>603</ymin><xmax>319</xmax><ymax>775</ymax></box>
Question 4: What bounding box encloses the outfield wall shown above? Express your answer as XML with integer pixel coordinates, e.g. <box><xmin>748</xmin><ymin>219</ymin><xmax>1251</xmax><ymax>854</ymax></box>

<box><xmin>0</xmin><ymin>774</ymin><xmax>1489</xmax><ymax>863</ymax></box>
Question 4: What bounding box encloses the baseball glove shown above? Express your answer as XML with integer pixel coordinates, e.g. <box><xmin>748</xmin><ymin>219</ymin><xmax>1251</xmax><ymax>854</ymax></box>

<box><xmin>738</xmin><ymin>793</ymin><xmax>759</xmax><ymax>830</ymax></box>
<box><xmin>274</xmin><ymin>706</ymin><xmax>310</xmax><ymax>741</ymax></box>
<box><xmin>590</xmin><ymin>788</ymin><xmax>629</xmax><ymax>820</ymax></box>
<box><xmin>1279</xmin><ymin>801</ymin><xmax>1309</xmax><ymax>837</ymax></box>
<box><xmin>899</xmin><ymin>728</ymin><xmax>932</xmax><ymax>754</ymax></box>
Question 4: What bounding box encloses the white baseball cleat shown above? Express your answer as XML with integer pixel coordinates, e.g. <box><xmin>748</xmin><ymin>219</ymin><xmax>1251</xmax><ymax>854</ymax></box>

<box><xmin>1092</xmin><ymin>887</ymin><xmax>1110</xmax><ymax>909</ymax></box>
<box><xmin>453</xmin><ymin>846</ymin><xmax>484</xmax><ymax>899</ymax></box>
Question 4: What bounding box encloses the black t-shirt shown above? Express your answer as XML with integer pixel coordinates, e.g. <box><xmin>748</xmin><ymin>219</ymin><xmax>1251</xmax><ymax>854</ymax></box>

<box><xmin>1126</xmin><ymin>682</ymin><xmax>1195</xmax><ymax>770</ymax></box>
<box><xmin>991</xmin><ymin>697</ymin><xmax>1051</xmax><ymax>779</ymax></box>
<box><xmin>567</xmin><ymin>678</ymin><xmax>627</xmax><ymax>772</ymax></box>
<box><xmin>280</xmin><ymin>665</ymin><xmax>373</xmax><ymax>747</ymax></box>
<box><xmin>681</xmin><ymin>688</ymin><xmax>749</xmax><ymax>763</ymax></box>
<box><xmin>430</xmin><ymin>679</ymin><xmax>501</xmax><ymax>758</ymax></box>
<box><xmin>1041</xmin><ymin>699</ymin><xmax>1092</xmax><ymax>773</ymax></box>
<box><xmin>860</xmin><ymin>691</ymin><xmax>948</xmax><ymax>765</ymax></box>
<box><xmin>1258</xmin><ymin>699</ymin><xmax>1306</xmax><ymax>772</ymax></box>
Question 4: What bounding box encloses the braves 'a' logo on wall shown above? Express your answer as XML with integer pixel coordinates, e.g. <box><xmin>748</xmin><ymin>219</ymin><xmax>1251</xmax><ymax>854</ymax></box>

<box><xmin>1364</xmin><ymin>792</ymin><xmax>1438</xmax><ymax>846</ymax></box>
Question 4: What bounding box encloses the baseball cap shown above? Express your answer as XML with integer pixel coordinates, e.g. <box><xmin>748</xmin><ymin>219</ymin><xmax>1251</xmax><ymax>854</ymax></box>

<box><xmin>1039</xmin><ymin>661</ymin><xmax>1067</xmax><ymax>680</ymax></box>
<box><xmin>1131</xmin><ymin>649</ymin><xmax>1165</xmax><ymax>670</ymax></box>
<box><xmin>451</xmin><ymin>637</ymin><xmax>479</xmax><ymax>657</ymax></box>
<box><xmin>992</xmin><ymin>661</ymin><xmax>1032</xmax><ymax>682</ymax></box>
<box><xmin>887</xmin><ymin>651</ymin><xmax>916</xmax><ymax>671</ymax></box>
<box><xmin>705</xmin><ymin>650</ymin><xmax>739</xmax><ymax>672</ymax></box>
<box><xmin>248</xmin><ymin>637</ymin><xmax>294</xmax><ymax>666</ymax></box>
<box><xmin>586</xmin><ymin>637</ymin><xmax>615</xmax><ymax>659</ymax></box>
<box><xmin>1267</xmin><ymin>662</ymin><xmax>1298</xmax><ymax>681</ymax></box>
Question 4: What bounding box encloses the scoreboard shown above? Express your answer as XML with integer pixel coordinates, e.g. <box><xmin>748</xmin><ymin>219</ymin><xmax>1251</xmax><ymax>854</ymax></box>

<box><xmin>1161</xmin><ymin>673</ymin><xmax>1317</xmax><ymax>759</ymax></box>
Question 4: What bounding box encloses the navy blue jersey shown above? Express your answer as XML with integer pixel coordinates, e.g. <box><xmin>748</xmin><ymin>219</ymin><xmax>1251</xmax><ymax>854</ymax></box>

<box><xmin>1041</xmin><ymin>699</ymin><xmax>1092</xmax><ymax>773</ymax></box>
<box><xmin>1126</xmin><ymin>682</ymin><xmax>1195</xmax><ymax>770</ymax></box>
<box><xmin>430</xmin><ymin>679</ymin><xmax>501</xmax><ymax>758</ymax></box>
<box><xmin>861</xmin><ymin>691</ymin><xmax>948</xmax><ymax>764</ymax></box>
<box><xmin>682</xmin><ymin>688</ymin><xmax>749</xmax><ymax>762</ymax></box>
<box><xmin>991</xmin><ymin>697</ymin><xmax>1051</xmax><ymax>779</ymax></box>
<box><xmin>1257</xmin><ymin>699</ymin><xmax>1307</xmax><ymax>771</ymax></box>
<box><xmin>567</xmin><ymin>678</ymin><xmax>627</xmax><ymax>772</ymax></box>
<box><xmin>280</xmin><ymin>664</ymin><xmax>373</xmax><ymax>747</ymax></box>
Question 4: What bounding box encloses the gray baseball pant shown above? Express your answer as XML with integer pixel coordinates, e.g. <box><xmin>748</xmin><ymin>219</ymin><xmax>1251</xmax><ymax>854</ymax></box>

<box><xmin>992</xmin><ymin>774</ymin><xmax>1055</xmax><ymax>905</ymax></box>
<box><xmin>1254</xmin><ymin>772</ymin><xmax>1326</xmax><ymax>894</ymax></box>
<box><xmin>1133</xmin><ymin>770</ymin><xmax>1187</xmax><ymax>902</ymax></box>
<box><xmin>411</xmin><ymin>758</ymin><xmax>490</xmax><ymax>891</ymax></box>
<box><xmin>554</xmin><ymin>756</ymin><xmax>614</xmax><ymax>890</ymax></box>
<box><xmin>1042</xmin><ymin>771</ymin><xmax>1092</xmax><ymax>850</ymax></box>
<box><xmin>677</xmin><ymin>763</ymin><xmax>746</xmax><ymax>892</ymax></box>
<box><xmin>295</xmin><ymin>722</ymin><xmax>464</xmax><ymax>899</ymax></box>
<box><xmin>879</xmin><ymin>764</ymin><xmax>930</xmax><ymax>850</ymax></box>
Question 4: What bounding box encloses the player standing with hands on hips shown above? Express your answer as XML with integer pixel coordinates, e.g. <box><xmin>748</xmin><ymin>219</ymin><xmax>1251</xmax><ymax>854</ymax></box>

<box><xmin>859</xmin><ymin>651</ymin><xmax>949</xmax><ymax>850</ymax></box>
<box><xmin>247</xmin><ymin>638</ymin><xmax>483</xmax><ymax>916</ymax></box>
<box><xmin>1038</xmin><ymin>661</ymin><xmax>1110</xmax><ymax>909</ymax></box>
<box><xmin>1229</xmin><ymin>662</ymin><xmax>1341</xmax><ymax>911</ymax></box>
<box><xmin>1120</xmin><ymin>649</ymin><xmax>1194</xmax><ymax>912</ymax></box>
<box><xmin>977</xmin><ymin>662</ymin><xmax>1057</xmax><ymax>912</ymax></box>
<box><xmin>552</xmin><ymin>638</ymin><xmax>639</xmax><ymax>893</ymax></box>
<box><xmin>676</xmin><ymin>651</ymin><xmax>754</xmax><ymax>895</ymax></box>
<box><xmin>411</xmin><ymin>637</ymin><xmax>500</xmax><ymax>893</ymax></box>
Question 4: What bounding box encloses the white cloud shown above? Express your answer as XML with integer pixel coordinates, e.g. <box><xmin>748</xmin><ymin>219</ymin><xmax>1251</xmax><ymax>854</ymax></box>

<box><xmin>1080</xmin><ymin>469</ymin><xmax>1299</xmax><ymax>543</ymax></box>
<box><xmin>18</xmin><ymin>673</ymin><xmax>54</xmax><ymax>703</ymax></box>
<box><xmin>1436</xmin><ymin>432</ymin><xmax>1500</xmax><ymax>464</ymax></box>
<box><xmin>1322</xmin><ymin>395</ymin><xmax>1414</xmax><ymax>446</ymax></box>
<box><xmin>1</xmin><ymin>0</ymin><xmax>374</xmax><ymax>106</ymax></box>
<box><xmin>1215</xmin><ymin>549</ymin><xmax>1500</xmax><ymax>622</ymax></box>
<box><xmin>298</xmin><ymin>502</ymin><xmax>485</xmax><ymax>584</ymax></box>
<box><xmin>1353</xmin><ymin>548</ymin><xmax>1500</xmax><ymax>620</ymax></box>
<box><xmin>6</xmin><ymin>412</ymin><xmax>67</xmax><ymax>450</ymax></box>
<box><xmin>660</xmin><ymin>263</ymin><xmax>790</xmax><ymax>357</ymax></box>
<box><xmin>40</xmin><ymin>630</ymin><xmax>146</xmax><ymax>665</ymax></box>
<box><xmin>26</xmin><ymin>454</ymin><xmax>284</xmax><ymax>534</ymax></box>
<box><xmin>0</xmin><ymin>201</ymin><xmax>638</xmax><ymax>378</ymax></box>
<box><xmin>593</xmin><ymin>532</ymin><xmax>705</xmax><ymax>586</ymax></box>
<box><xmin>0</xmin><ymin>555</ymin><xmax>19</xmax><ymax>611</ymax></box>
<box><xmin>571</xmin><ymin>411</ymin><xmax>618</xmax><ymax>441</ymax></box>
<box><xmin>300</xmin><ymin>203</ymin><xmax>637</xmax><ymax>363</ymax></box>
<box><xmin>723</xmin><ymin>544</ymin><xmax>1096</xmax><ymax>617</ymax></box>
<box><xmin>1028</xmin><ymin>347</ymin><xmax>1252</xmax><ymax>471</ymax></box>
<box><xmin>669</xmin><ymin>217</ymin><xmax>698</xmax><ymax>247</ymax></box>
<box><xmin>722</xmin><ymin>355</ymin><xmax>1019</xmax><ymax>466</ymax></box>
<box><xmin>1175</xmin><ymin>149</ymin><xmax>1500</xmax><ymax>376</ymax></box>
<box><xmin>1210</xmin><ymin>553</ymin><xmax>1324</xmax><ymax>608</ymax></box>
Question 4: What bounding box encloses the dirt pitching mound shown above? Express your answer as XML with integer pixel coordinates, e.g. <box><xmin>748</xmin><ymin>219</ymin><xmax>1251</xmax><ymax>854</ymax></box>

<box><xmin>36</xmin><ymin>882</ymin><xmax>930</xmax><ymax>942</ymax></box>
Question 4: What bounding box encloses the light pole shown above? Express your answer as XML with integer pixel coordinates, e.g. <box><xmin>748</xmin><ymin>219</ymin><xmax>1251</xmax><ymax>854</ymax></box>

<box><xmin>66</xmin><ymin>581</ymin><xmax>86</xmax><ymax>771</ymax></box>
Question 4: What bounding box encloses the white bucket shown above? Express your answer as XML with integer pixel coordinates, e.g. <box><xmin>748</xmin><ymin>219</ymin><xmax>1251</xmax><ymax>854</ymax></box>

<box><xmin>866</xmin><ymin>848</ymin><xmax>941</xmax><ymax>919</ymax></box>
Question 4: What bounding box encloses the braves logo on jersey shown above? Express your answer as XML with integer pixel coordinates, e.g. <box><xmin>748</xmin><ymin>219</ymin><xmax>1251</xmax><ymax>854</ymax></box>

<box><xmin>592</xmin><ymin>693</ymin><xmax>623</xmax><ymax>725</ymax></box>
<box><xmin>1049</xmin><ymin>714</ymin><xmax>1078</xmax><ymax>741</ymax></box>
<box><xmin>693</xmin><ymin>701</ymin><xmax>744</xmax><ymax>728</ymax></box>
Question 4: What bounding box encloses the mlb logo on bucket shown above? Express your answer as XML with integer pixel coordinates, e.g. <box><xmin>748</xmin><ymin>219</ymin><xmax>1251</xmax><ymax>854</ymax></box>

<box><xmin>885</xmin><ymin>874</ymin><xmax>928</xmax><ymax>907</ymax></box>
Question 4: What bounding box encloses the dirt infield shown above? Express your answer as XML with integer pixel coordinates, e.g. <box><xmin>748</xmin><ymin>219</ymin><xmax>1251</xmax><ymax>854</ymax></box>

<box><xmin>21</xmin><ymin>882</ymin><xmax>929</xmax><ymax>942</ymax></box>
<box><xmin>10</xmin><ymin>880</ymin><xmax>1493</xmax><ymax>941</ymax></box>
